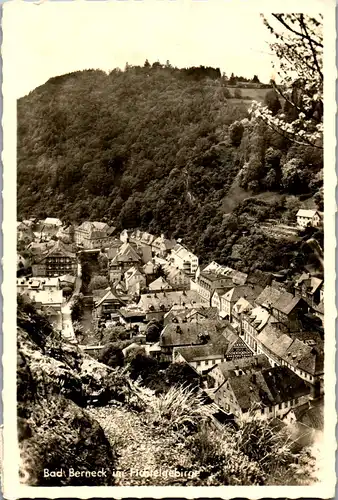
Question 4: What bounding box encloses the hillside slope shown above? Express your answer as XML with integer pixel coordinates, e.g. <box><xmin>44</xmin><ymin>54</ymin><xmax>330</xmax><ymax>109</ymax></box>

<box><xmin>16</xmin><ymin>295</ymin><xmax>320</xmax><ymax>487</ymax></box>
<box><xmin>17</xmin><ymin>66</ymin><xmax>323</xmax><ymax>270</ymax></box>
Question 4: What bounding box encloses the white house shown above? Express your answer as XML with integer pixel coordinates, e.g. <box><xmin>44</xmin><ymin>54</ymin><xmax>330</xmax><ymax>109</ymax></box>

<box><xmin>296</xmin><ymin>209</ymin><xmax>322</xmax><ymax>228</ymax></box>
<box><xmin>169</xmin><ymin>244</ymin><xmax>199</xmax><ymax>275</ymax></box>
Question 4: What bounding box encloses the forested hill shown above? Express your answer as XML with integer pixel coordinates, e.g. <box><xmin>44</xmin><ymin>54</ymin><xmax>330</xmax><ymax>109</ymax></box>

<box><xmin>17</xmin><ymin>66</ymin><xmax>323</xmax><ymax>271</ymax></box>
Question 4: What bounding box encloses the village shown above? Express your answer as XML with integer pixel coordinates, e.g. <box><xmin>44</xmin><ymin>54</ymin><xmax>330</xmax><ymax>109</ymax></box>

<box><xmin>17</xmin><ymin>209</ymin><xmax>324</xmax><ymax>436</ymax></box>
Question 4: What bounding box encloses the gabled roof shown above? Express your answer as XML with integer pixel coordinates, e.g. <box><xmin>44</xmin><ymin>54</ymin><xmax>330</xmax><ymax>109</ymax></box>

<box><xmin>138</xmin><ymin>290</ymin><xmax>201</xmax><ymax>313</ymax></box>
<box><xmin>77</xmin><ymin>221</ymin><xmax>109</xmax><ymax>235</ymax></box>
<box><xmin>232</xmin><ymin>297</ymin><xmax>254</xmax><ymax>316</ymax></box>
<box><xmin>149</xmin><ymin>276</ymin><xmax>172</xmax><ymax>290</ymax></box>
<box><xmin>161</xmin><ymin>322</ymin><xmax>214</xmax><ymax>348</ymax></box>
<box><xmin>175</xmin><ymin>344</ymin><xmax>227</xmax><ymax>363</ymax></box>
<box><xmin>124</xmin><ymin>266</ymin><xmax>143</xmax><ymax>280</ymax></box>
<box><xmin>36</xmin><ymin>240</ymin><xmax>76</xmax><ymax>262</ymax></box>
<box><xmin>296</xmin><ymin>209</ymin><xmax>320</xmax><ymax>218</ymax></box>
<box><xmin>166</xmin><ymin>266</ymin><xmax>189</xmax><ymax>280</ymax></box>
<box><xmin>171</xmin><ymin>244</ymin><xmax>198</xmax><ymax>261</ymax></box>
<box><xmin>152</xmin><ymin>236</ymin><xmax>176</xmax><ymax>250</ymax></box>
<box><xmin>161</xmin><ymin>319</ymin><xmax>231</xmax><ymax>348</ymax></box>
<box><xmin>143</xmin><ymin>261</ymin><xmax>156</xmax><ymax>273</ymax></box>
<box><xmin>295</xmin><ymin>274</ymin><xmax>323</xmax><ymax>295</ymax></box>
<box><xmin>246</xmin><ymin>306</ymin><xmax>270</xmax><ymax>331</ymax></box>
<box><xmin>213</xmin><ymin>354</ymin><xmax>270</xmax><ymax>379</ymax></box>
<box><xmin>94</xmin><ymin>289</ymin><xmax>125</xmax><ymax>308</ymax></box>
<box><xmin>257</xmin><ymin>323</ymin><xmax>324</xmax><ymax>376</ymax></box>
<box><xmin>203</xmin><ymin>262</ymin><xmax>248</xmax><ymax>285</ymax></box>
<box><xmin>187</xmin><ymin>306</ymin><xmax>219</xmax><ymax>321</ymax></box>
<box><xmin>222</xmin><ymin>285</ymin><xmax>263</xmax><ymax>304</ymax></box>
<box><xmin>257</xmin><ymin>324</ymin><xmax>293</xmax><ymax>357</ymax></box>
<box><xmin>255</xmin><ymin>286</ymin><xmax>283</xmax><ymax>309</ymax></box>
<box><xmin>272</xmin><ymin>293</ymin><xmax>302</xmax><ymax>315</ymax></box>
<box><xmin>226</xmin><ymin>366</ymin><xmax>310</xmax><ymax>412</ymax></box>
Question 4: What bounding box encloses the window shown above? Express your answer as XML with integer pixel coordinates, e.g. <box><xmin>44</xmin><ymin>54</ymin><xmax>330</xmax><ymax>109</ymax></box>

<box><xmin>269</xmin><ymin>407</ymin><xmax>273</xmax><ymax>413</ymax></box>
<box><xmin>295</xmin><ymin>398</ymin><xmax>298</xmax><ymax>405</ymax></box>
<box><xmin>261</xmin><ymin>408</ymin><xmax>264</xmax><ymax>414</ymax></box>
<box><xmin>278</xmin><ymin>404</ymin><xmax>282</xmax><ymax>410</ymax></box>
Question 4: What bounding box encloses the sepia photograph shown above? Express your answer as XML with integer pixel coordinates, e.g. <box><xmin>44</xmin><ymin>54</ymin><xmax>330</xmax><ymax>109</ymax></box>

<box><xmin>2</xmin><ymin>0</ymin><xmax>336</xmax><ymax>497</ymax></box>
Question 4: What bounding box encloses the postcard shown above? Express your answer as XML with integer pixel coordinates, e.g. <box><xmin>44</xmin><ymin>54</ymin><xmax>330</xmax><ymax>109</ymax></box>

<box><xmin>2</xmin><ymin>0</ymin><xmax>336</xmax><ymax>498</ymax></box>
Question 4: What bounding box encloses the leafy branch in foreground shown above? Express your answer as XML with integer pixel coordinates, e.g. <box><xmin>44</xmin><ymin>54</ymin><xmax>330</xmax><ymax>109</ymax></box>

<box><xmin>251</xmin><ymin>14</ymin><xmax>323</xmax><ymax>148</ymax></box>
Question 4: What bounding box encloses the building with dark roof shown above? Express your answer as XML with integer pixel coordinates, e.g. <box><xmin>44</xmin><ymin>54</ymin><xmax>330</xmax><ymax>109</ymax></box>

<box><xmin>172</xmin><ymin>324</ymin><xmax>253</xmax><ymax>371</ymax></box>
<box><xmin>75</xmin><ymin>221</ymin><xmax>116</xmax><ymax>249</ymax></box>
<box><xmin>197</xmin><ymin>272</ymin><xmax>234</xmax><ymax>304</ymax></box>
<box><xmin>220</xmin><ymin>284</ymin><xmax>263</xmax><ymax>321</ymax></box>
<box><xmin>294</xmin><ymin>273</ymin><xmax>323</xmax><ymax>308</ymax></box>
<box><xmin>271</xmin><ymin>292</ymin><xmax>308</xmax><ymax>331</ymax></box>
<box><xmin>214</xmin><ymin>365</ymin><xmax>311</xmax><ymax>421</ymax></box>
<box><xmin>32</xmin><ymin>240</ymin><xmax>77</xmax><ymax>277</ymax></box>
<box><xmin>138</xmin><ymin>290</ymin><xmax>202</xmax><ymax>321</ymax></box>
<box><xmin>207</xmin><ymin>354</ymin><xmax>270</xmax><ymax>389</ymax></box>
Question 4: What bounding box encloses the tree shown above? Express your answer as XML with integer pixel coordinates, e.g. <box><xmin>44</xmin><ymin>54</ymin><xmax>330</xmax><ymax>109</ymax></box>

<box><xmin>281</xmin><ymin>158</ymin><xmax>307</xmax><ymax>193</ymax></box>
<box><xmin>62</xmin><ymin>286</ymin><xmax>73</xmax><ymax>298</ymax></box>
<box><xmin>71</xmin><ymin>293</ymin><xmax>84</xmax><ymax>322</ymax></box>
<box><xmin>234</xmin><ymin>88</ymin><xmax>242</xmax><ymax>99</ymax></box>
<box><xmin>145</xmin><ymin>320</ymin><xmax>161</xmax><ymax>343</ymax></box>
<box><xmin>88</xmin><ymin>275</ymin><xmax>109</xmax><ymax>293</ymax></box>
<box><xmin>165</xmin><ymin>363</ymin><xmax>200</xmax><ymax>390</ymax></box>
<box><xmin>229</xmin><ymin>121</ymin><xmax>244</xmax><ymax>147</ymax></box>
<box><xmin>252</xmin><ymin>75</ymin><xmax>260</xmax><ymax>83</ymax></box>
<box><xmin>98</xmin><ymin>342</ymin><xmax>124</xmax><ymax>368</ymax></box>
<box><xmin>264</xmin><ymin>89</ymin><xmax>281</xmax><ymax>116</ymax></box>
<box><xmin>143</xmin><ymin>59</ymin><xmax>150</xmax><ymax>68</ymax></box>
<box><xmin>229</xmin><ymin>72</ymin><xmax>236</xmax><ymax>85</ymax></box>
<box><xmin>251</xmin><ymin>14</ymin><xmax>323</xmax><ymax>148</ymax></box>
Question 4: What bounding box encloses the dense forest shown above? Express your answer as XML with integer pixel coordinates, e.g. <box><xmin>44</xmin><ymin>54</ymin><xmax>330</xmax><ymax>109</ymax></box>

<box><xmin>17</xmin><ymin>63</ymin><xmax>323</xmax><ymax>272</ymax></box>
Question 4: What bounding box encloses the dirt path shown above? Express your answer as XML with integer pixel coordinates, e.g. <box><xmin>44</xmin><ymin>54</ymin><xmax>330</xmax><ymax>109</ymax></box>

<box><xmin>88</xmin><ymin>405</ymin><xmax>197</xmax><ymax>486</ymax></box>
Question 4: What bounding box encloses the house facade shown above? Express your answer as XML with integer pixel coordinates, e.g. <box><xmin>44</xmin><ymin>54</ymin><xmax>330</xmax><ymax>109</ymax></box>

<box><xmin>75</xmin><ymin>221</ymin><xmax>115</xmax><ymax>249</ymax></box>
<box><xmin>32</xmin><ymin>241</ymin><xmax>77</xmax><ymax>277</ymax></box>
<box><xmin>173</xmin><ymin>346</ymin><xmax>226</xmax><ymax>374</ymax></box>
<box><xmin>198</xmin><ymin>272</ymin><xmax>233</xmax><ymax>305</ymax></box>
<box><xmin>165</xmin><ymin>267</ymin><xmax>191</xmax><ymax>290</ymax></box>
<box><xmin>214</xmin><ymin>366</ymin><xmax>311</xmax><ymax>422</ymax></box>
<box><xmin>296</xmin><ymin>209</ymin><xmax>321</xmax><ymax>228</ymax></box>
<box><xmin>294</xmin><ymin>273</ymin><xmax>323</xmax><ymax>308</ymax></box>
<box><xmin>220</xmin><ymin>285</ymin><xmax>263</xmax><ymax>321</ymax></box>
<box><xmin>93</xmin><ymin>289</ymin><xmax>126</xmax><ymax>320</ymax></box>
<box><xmin>168</xmin><ymin>244</ymin><xmax>199</xmax><ymax>276</ymax></box>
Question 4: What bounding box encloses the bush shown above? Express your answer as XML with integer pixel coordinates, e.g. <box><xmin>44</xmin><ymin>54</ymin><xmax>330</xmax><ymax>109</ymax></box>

<box><xmin>18</xmin><ymin>396</ymin><xmax>116</xmax><ymax>486</ymax></box>
<box><xmin>148</xmin><ymin>385</ymin><xmax>213</xmax><ymax>433</ymax></box>
<box><xmin>229</xmin><ymin>121</ymin><xmax>244</xmax><ymax>147</ymax></box>
<box><xmin>98</xmin><ymin>342</ymin><xmax>124</xmax><ymax>368</ymax></box>
<box><xmin>88</xmin><ymin>275</ymin><xmax>109</xmax><ymax>293</ymax></box>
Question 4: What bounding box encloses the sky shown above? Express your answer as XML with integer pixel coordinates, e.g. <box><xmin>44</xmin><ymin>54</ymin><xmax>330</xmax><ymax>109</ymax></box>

<box><xmin>2</xmin><ymin>0</ymin><xmax>283</xmax><ymax>98</ymax></box>
<box><xmin>2</xmin><ymin>0</ymin><xmax>328</xmax><ymax>98</ymax></box>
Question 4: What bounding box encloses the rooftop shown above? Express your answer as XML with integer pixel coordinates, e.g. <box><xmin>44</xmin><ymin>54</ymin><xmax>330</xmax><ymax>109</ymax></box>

<box><xmin>226</xmin><ymin>366</ymin><xmax>310</xmax><ymax>412</ymax></box>
<box><xmin>138</xmin><ymin>290</ymin><xmax>202</xmax><ymax>313</ymax></box>
<box><xmin>214</xmin><ymin>354</ymin><xmax>271</xmax><ymax>379</ymax></box>
<box><xmin>296</xmin><ymin>209</ymin><xmax>320</xmax><ymax>218</ymax></box>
